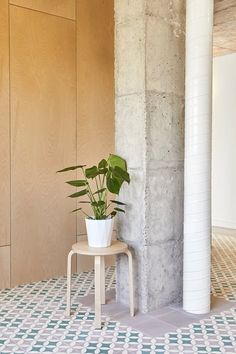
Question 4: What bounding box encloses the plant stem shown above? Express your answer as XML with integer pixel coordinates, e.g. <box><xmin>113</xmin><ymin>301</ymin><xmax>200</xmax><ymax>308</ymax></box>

<box><xmin>82</xmin><ymin>167</ymin><xmax>97</xmax><ymax>217</ymax></box>
<box><xmin>95</xmin><ymin>176</ymin><xmax>102</xmax><ymax>201</ymax></box>
<box><xmin>98</xmin><ymin>174</ymin><xmax>102</xmax><ymax>189</ymax></box>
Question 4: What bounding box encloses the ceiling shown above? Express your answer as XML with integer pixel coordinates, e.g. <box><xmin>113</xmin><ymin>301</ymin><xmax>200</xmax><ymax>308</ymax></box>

<box><xmin>214</xmin><ymin>0</ymin><xmax>236</xmax><ymax>56</ymax></box>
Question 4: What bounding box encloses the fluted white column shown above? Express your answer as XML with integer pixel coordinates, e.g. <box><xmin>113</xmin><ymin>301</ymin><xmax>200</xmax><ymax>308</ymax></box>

<box><xmin>183</xmin><ymin>0</ymin><xmax>214</xmax><ymax>314</ymax></box>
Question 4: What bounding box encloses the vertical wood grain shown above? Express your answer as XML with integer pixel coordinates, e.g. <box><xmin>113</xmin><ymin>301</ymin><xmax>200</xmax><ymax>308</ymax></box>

<box><xmin>9</xmin><ymin>0</ymin><xmax>75</xmax><ymax>20</ymax></box>
<box><xmin>213</xmin><ymin>0</ymin><xmax>236</xmax><ymax>55</ymax></box>
<box><xmin>76</xmin><ymin>0</ymin><xmax>115</xmax><ymax>235</ymax></box>
<box><xmin>0</xmin><ymin>0</ymin><xmax>10</xmax><ymax>247</ymax></box>
<box><xmin>0</xmin><ymin>246</ymin><xmax>10</xmax><ymax>288</ymax></box>
<box><xmin>10</xmin><ymin>6</ymin><xmax>76</xmax><ymax>286</ymax></box>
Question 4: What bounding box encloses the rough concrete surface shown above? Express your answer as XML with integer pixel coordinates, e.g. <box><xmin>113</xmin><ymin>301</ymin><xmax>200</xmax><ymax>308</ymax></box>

<box><xmin>115</xmin><ymin>93</ymin><xmax>146</xmax><ymax>169</ymax></box>
<box><xmin>146</xmin><ymin>91</ymin><xmax>184</xmax><ymax>164</ymax></box>
<box><xmin>146</xmin><ymin>167</ymin><xmax>184</xmax><ymax>245</ymax></box>
<box><xmin>146</xmin><ymin>16</ymin><xmax>185</xmax><ymax>95</ymax></box>
<box><xmin>115</xmin><ymin>19</ymin><xmax>145</xmax><ymax>96</ymax></box>
<box><xmin>115</xmin><ymin>0</ymin><xmax>185</xmax><ymax>313</ymax></box>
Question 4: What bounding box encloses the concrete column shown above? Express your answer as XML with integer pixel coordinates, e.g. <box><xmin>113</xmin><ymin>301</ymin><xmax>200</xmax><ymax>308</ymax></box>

<box><xmin>183</xmin><ymin>0</ymin><xmax>213</xmax><ymax>314</ymax></box>
<box><xmin>115</xmin><ymin>0</ymin><xmax>185</xmax><ymax>312</ymax></box>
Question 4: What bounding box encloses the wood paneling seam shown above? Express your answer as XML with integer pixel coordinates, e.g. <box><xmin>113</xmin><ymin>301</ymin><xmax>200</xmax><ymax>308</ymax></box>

<box><xmin>75</xmin><ymin>0</ymin><xmax>78</xmax><ymax>272</ymax></box>
<box><xmin>8</xmin><ymin>1</ymin><xmax>12</xmax><ymax>287</ymax></box>
<box><xmin>9</xmin><ymin>3</ymin><xmax>76</xmax><ymax>22</ymax></box>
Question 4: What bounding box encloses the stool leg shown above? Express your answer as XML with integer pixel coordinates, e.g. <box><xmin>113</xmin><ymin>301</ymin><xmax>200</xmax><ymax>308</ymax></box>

<box><xmin>66</xmin><ymin>250</ymin><xmax>74</xmax><ymax>316</ymax></box>
<box><xmin>126</xmin><ymin>250</ymin><xmax>134</xmax><ymax>316</ymax></box>
<box><xmin>94</xmin><ymin>255</ymin><xmax>102</xmax><ymax>328</ymax></box>
<box><xmin>101</xmin><ymin>256</ymin><xmax>105</xmax><ymax>305</ymax></box>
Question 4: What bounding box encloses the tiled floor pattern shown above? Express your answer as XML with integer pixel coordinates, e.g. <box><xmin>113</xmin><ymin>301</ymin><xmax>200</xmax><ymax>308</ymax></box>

<box><xmin>211</xmin><ymin>233</ymin><xmax>236</xmax><ymax>302</ymax></box>
<box><xmin>0</xmin><ymin>233</ymin><xmax>235</xmax><ymax>353</ymax></box>
<box><xmin>0</xmin><ymin>277</ymin><xmax>236</xmax><ymax>353</ymax></box>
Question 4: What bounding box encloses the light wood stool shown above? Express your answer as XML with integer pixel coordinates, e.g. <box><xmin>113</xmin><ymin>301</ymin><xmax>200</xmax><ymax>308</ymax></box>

<box><xmin>66</xmin><ymin>240</ymin><xmax>134</xmax><ymax>328</ymax></box>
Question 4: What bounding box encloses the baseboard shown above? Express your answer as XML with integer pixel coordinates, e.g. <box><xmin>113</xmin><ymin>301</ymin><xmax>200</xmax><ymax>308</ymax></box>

<box><xmin>212</xmin><ymin>219</ymin><xmax>236</xmax><ymax>230</ymax></box>
<box><xmin>212</xmin><ymin>225</ymin><xmax>236</xmax><ymax>237</ymax></box>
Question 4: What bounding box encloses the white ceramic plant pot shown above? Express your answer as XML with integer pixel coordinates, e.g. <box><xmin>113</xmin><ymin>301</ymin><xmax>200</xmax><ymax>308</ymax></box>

<box><xmin>85</xmin><ymin>218</ymin><xmax>114</xmax><ymax>248</ymax></box>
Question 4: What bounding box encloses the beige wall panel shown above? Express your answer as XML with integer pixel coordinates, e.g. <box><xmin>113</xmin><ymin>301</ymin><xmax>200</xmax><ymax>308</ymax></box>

<box><xmin>213</xmin><ymin>0</ymin><xmax>236</xmax><ymax>56</ymax></box>
<box><xmin>10</xmin><ymin>0</ymin><xmax>75</xmax><ymax>20</ymax></box>
<box><xmin>0</xmin><ymin>246</ymin><xmax>10</xmax><ymax>289</ymax></box>
<box><xmin>10</xmin><ymin>6</ymin><xmax>76</xmax><ymax>286</ymax></box>
<box><xmin>77</xmin><ymin>0</ymin><xmax>115</xmax><ymax>235</ymax></box>
<box><xmin>0</xmin><ymin>0</ymin><xmax>10</xmax><ymax>247</ymax></box>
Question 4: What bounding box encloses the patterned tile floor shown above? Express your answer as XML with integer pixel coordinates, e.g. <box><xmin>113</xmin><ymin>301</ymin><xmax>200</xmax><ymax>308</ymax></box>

<box><xmin>211</xmin><ymin>233</ymin><xmax>236</xmax><ymax>302</ymax></box>
<box><xmin>0</xmin><ymin>233</ymin><xmax>235</xmax><ymax>353</ymax></box>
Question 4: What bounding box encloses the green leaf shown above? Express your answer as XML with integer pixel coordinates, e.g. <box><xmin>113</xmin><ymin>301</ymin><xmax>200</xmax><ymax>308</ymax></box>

<box><xmin>66</xmin><ymin>180</ymin><xmax>87</xmax><ymax>187</ymax></box>
<box><xmin>98</xmin><ymin>167</ymin><xmax>108</xmax><ymax>175</ymax></box>
<box><xmin>114</xmin><ymin>207</ymin><xmax>125</xmax><ymax>213</ymax></box>
<box><xmin>68</xmin><ymin>189</ymin><xmax>88</xmax><ymax>198</ymax></box>
<box><xmin>110</xmin><ymin>200</ymin><xmax>127</xmax><ymax>206</ymax></box>
<box><xmin>85</xmin><ymin>166</ymin><xmax>99</xmax><ymax>179</ymax></box>
<box><xmin>113</xmin><ymin>166</ymin><xmax>130</xmax><ymax>183</ymax></box>
<box><xmin>71</xmin><ymin>208</ymin><xmax>82</xmax><ymax>213</ymax></box>
<box><xmin>57</xmin><ymin>165</ymin><xmax>86</xmax><ymax>173</ymax></box>
<box><xmin>110</xmin><ymin>211</ymin><xmax>117</xmax><ymax>218</ymax></box>
<box><xmin>106</xmin><ymin>155</ymin><xmax>129</xmax><ymax>195</ymax></box>
<box><xmin>107</xmin><ymin>154</ymin><xmax>127</xmax><ymax>171</ymax></box>
<box><xmin>91</xmin><ymin>200</ymin><xmax>105</xmax><ymax>207</ymax></box>
<box><xmin>79</xmin><ymin>201</ymin><xmax>90</xmax><ymax>204</ymax></box>
<box><xmin>106</xmin><ymin>173</ymin><xmax>121</xmax><ymax>194</ymax></box>
<box><xmin>98</xmin><ymin>159</ymin><xmax>107</xmax><ymax>169</ymax></box>
<box><xmin>93</xmin><ymin>188</ymin><xmax>106</xmax><ymax>195</ymax></box>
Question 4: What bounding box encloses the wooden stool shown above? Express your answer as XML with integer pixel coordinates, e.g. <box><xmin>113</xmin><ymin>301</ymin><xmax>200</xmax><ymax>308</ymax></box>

<box><xmin>66</xmin><ymin>240</ymin><xmax>134</xmax><ymax>328</ymax></box>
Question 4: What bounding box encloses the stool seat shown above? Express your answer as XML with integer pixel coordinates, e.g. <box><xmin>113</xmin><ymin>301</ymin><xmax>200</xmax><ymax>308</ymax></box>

<box><xmin>72</xmin><ymin>240</ymin><xmax>128</xmax><ymax>256</ymax></box>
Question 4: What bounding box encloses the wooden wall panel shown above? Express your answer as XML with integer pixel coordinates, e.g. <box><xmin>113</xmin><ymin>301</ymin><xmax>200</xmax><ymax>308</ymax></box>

<box><xmin>214</xmin><ymin>0</ymin><xmax>236</xmax><ymax>56</ymax></box>
<box><xmin>0</xmin><ymin>0</ymin><xmax>10</xmax><ymax>247</ymax></box>
<box><xmin>9</xmin><ymin>0</ymin><xmax>75</xmax><ymax>20</ymax></box>
<box><xmin>77</xmin><ymin>0</ymin><xmax>115</xmax><ymax>236</ymax></box>
<box><xmin>10</xmin><ymin>6</ymin><xmax>76</xmax><ymax>286</ymax></box>
<box><xmin>0</xmin><ymin>246</ymin><xmax>10</xmax><ymax>288</ymax></box>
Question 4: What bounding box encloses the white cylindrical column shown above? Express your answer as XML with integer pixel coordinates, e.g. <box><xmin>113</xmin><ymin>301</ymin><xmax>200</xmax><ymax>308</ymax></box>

<box><xmin>183</xmin><ymin>0</ymin><xmax>214</xmax><ymax>314</ymax></box>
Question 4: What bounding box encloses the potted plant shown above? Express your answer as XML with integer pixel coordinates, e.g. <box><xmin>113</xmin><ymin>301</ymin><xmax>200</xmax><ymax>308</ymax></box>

<box><xmin>57</xmin><ymin>154</ymin><xmax>130</xmax><ymax>248</ymax></box>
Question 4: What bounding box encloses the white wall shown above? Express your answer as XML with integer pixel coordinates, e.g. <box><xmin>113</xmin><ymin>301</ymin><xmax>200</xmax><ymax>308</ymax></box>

<box><xmin>212</xmin><ymin>53</ymin><xmax>236</xmax><ymax>229</ymax></box>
